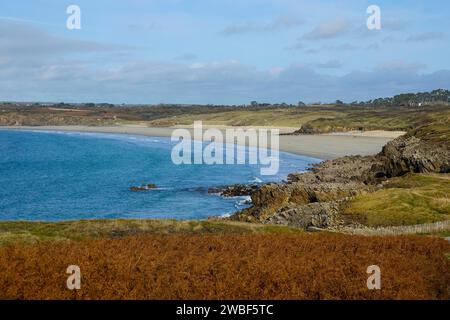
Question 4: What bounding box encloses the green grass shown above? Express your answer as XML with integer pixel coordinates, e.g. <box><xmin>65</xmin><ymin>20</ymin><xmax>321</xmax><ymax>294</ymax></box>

<box><xmin>146</xmin><ymin>108</ymin><xmax>342</xmax><ymax>127</ymax></box>
<box><xmin>343</xmin><ymin>174</ymin><xmax>450</xmax><ymax>227</ymax></box>
<box><xmin>408</xmin><ymin>121</ymin><xmax>450</xmax><ymax>146</ymax></box>
<box><xmin>0</xmin><ymin>219</ymin><xmax>303</xmax><ymax>245</ymax></box>
<box><xmin>411</xmin><ymin>230</ymin><xmax>450</xmax><ymax>240</ymax></box>
<box><xmin>2</xmin><ymin>103</ymin><xmax>449</xmax><ymax>133</ymax></box>
<box><xmin>145</xmin><ymin>104</ymin><xmax>450</xmax><ymax>132</ymax></box>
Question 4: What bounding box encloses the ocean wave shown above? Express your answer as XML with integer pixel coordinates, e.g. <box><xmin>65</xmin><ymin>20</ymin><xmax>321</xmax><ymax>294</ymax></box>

<box><xmin>250</xmin><ymin>176</ymin><xmax>263</xmax><ymax>183</ymax></box>
<box><xmin>233</xmin><ymin>196</ymin><xmax>252</xmax><ymax>209</ymax></box>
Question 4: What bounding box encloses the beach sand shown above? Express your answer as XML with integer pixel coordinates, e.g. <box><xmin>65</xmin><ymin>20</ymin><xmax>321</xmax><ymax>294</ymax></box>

<box><xmin>3</xmin><ymin>125</ymin><xmax>405</xmax><ymax>159</ymax></box>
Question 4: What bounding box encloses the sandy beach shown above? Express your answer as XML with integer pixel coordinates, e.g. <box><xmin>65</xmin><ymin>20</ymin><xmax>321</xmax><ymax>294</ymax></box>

<box><xmin>3</xmin><ymin>125</ymin><xmax>404</xmax><ymax>159</ymax></box>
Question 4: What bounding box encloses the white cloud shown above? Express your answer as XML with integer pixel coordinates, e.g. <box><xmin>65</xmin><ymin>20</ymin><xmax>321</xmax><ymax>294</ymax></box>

<box><xmin>316</xmin><ymin>60</ymin><xmax>342</xmax><ymax>69</ymax></box>
<box><xmin>285</xmin><ymin>42</ymin><xmax>305</xmax><ymax>51</ymax></box>
<box><xmin>2</xmin><ymin>55</ymin><xmax>448</xmax><ymax>104</ymax></box>
<box><xmin>0</xmin><ymin>19</ymin><xmax>448</xmax><ymax>104</ymax></box>
<box><xmin>221</xmin><ymin>16</ymin><xmax>303</xmax><ymax>36</ymax></box>
<box><xmin>376</xmin><ymin>60</ymin><xmax>427</xmax><ymax>73</ymax></box>
<box><xmin>302</xmin><ymin>19</ymin><xmax>352</xmax><ymax>40</ymax></box>
<box><xmin>174</xmin><ymin>53</ymin><xmax>198</xmax><ymax>61</ymax></box>
<box><xmin>0</xmin><ymin>19</ymin><xmax>128</xmax><ymax>67</ymax></box>
<box><xmin>407</xmin><ymin>32</ymin><xmax>446</xmax><ymax>42</ymax></box>
<box><xmin>305</xmin><ymin>43</ymin><xmax>357</xmax><ymax>54</ymax></box>
<box><xmin>382</xmin><ymin>18</ymin><xmax>409</xmax><ymax>31</ymax></box>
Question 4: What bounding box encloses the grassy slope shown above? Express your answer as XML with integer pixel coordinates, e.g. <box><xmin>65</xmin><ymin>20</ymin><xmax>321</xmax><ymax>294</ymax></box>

<box><xmin>2</xmin><ymin>103</ymin><xmax>449</xmax><ymax>132</ymax></box>
<box><xmin>147</xmin><ymin>108</ymin><xmax>341</xmax><ymax>127</ymax></box>
<box><xmin>343</xmin><ymin>174</ymin><xmax>450</xmax><ymax>227</ymax></box>
<box><xmin>0</xmin><ymin>219</ymin><xmax>303</xmax><ymax>245</ymax></box>
<box><xmin>409</xmin><ymin>121</ymin><xmax>450</xmax><ymax>146</ymax></box>
<box><xmin>147</xmin><ymin>104</ymin><xmax>450</xmax><ymax>131</ymax></box>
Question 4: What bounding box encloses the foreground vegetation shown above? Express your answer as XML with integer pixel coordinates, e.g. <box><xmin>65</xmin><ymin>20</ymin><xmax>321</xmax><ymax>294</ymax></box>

<box><xmin>0</xmin><ymin>219</ymin><xmax>302</xmax><ymax>245</ymax></box>
<box><xmin>0</xmin><ymin>234</ymin><xmax>448</xmax><ymax>300</ymax></box>
<box><xmin>343</xmin><ymin>174</ymin><xmax>450</xmax><ymax>227</ymax></box>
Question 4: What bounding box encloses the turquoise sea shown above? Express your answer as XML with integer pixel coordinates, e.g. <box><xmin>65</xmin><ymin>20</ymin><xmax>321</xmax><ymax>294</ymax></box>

<box><xmin>0</xmin><ymin>129</ymin><xmax>321</xmax><ymax>221</ymax></box>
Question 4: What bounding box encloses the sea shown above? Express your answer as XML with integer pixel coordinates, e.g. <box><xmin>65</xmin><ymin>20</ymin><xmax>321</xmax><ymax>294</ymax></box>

<box><xmin>0</xmin><ymin>129</ymin><xmax>321</xmax><ymax>221</ymax></box>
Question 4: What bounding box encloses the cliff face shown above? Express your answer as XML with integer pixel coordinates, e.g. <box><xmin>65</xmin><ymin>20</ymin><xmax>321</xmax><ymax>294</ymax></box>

<box><xmin>230</xmin><ymin>122</ymin><xmax>450</xmax><ymax>229</ymax></box>
<box><xmin>378</xmin><ymin>124</ymin><xmax>450</xmax><ymax>177</ymax></box>
<box><xmin>231</xmin><ymin>156</ymin><xmax>379</xmax><ymax>227</ymax></box>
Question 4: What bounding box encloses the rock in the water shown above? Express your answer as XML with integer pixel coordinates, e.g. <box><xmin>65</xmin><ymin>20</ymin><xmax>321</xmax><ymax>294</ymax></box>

<box><xmin>130</xmin><ymin>183</ymin><xmax>157</xmax><ymax>191</ymax></box>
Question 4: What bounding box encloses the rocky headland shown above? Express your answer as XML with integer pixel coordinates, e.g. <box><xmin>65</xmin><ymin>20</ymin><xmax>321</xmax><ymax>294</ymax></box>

<box><xmin>228</xmin><ymin>121</ymin><xmax>450</xmax><ymax>230</ymax></box>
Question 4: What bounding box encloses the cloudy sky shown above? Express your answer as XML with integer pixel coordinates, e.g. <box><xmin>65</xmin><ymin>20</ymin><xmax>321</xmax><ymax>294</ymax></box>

<box><xmin>0</xmin><ymin>0</ymin><xmax>449</xmax><ymax>104</ymax></box>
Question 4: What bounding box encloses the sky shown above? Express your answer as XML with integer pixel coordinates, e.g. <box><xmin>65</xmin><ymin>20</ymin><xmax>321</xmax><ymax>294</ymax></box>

<box><xmin>0</xmin><ymin>0</ymin><xmax>449</xmax><ymax>104</ymax></box>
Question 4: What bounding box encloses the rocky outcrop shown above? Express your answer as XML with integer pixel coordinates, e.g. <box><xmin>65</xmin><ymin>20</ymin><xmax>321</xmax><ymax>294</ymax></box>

<box><xmin>208</xmin><ymin>184</ymin><xmax>261</xmax><ymax>197</ymax></box>
<box><xmin>287</xmin><ymin>155</ymin><xmax>383</xmax><ymax>184</ymax></box>
<box><xmin>377</xmin><ymin>125</ymin><xmax>450</xmax><ymax>177</ymax></box>
<box><xmin>232</xmin><ymin>181</ymin><xmax>371</xmax><ymax>223</ymax></box>
<box><xmin>130</xmin><ymin>183</ymin><xmax>157</xmax><ymax>191</ymax></box>
<box><xmin>265</xmin><ymin>201</ymin><xmax>343</xmax><ymax>229</ymax></box>
<box><xmin>230</xmin><ymin>154</ymin><xmax>382</xmax><ymax>226</ymax></box>
<box><xmin>230</xmin><ymin>121</ymin><xmax>450</xmax><ymax>230</ymax></box>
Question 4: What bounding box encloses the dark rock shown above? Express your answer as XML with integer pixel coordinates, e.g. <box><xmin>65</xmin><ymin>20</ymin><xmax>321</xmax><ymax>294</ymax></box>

<box><xmin>231</xmin><ymin>181</ymin><xmax>370</xmax><ymax>224</ymax></box>
<box><xmin>287</xmin><ymin>155</ymin><xmax>383</xmax><ymax>185</ymax></box>
<box><xmin>378</xmin><ymin>130</ymin><xmax>450</xmax><ymax>176</ymax></box>
<box><xmin>130</xmin><ymin>183</ymin><xmax>157</xmax><ymax>192</ymax></box>
<box><xmin>208</xmin><ymin>184</ymin><xmax>261</xmax><ymax>197</ymax></box>
<box><xmin>182</xmin><ymin>186</ymin><xmax>209</xmax><ymax>193</ymax></box>
<box><xmin>265</xmin><ymin>201</ymin><xmax>343</xmax><ymax>229</ymax></box>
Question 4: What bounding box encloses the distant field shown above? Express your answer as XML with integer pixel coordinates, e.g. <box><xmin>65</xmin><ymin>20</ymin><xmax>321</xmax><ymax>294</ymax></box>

<box><xmin>146</xmin><ymin>108</ymin><xmax>341</xmax><ymax>127</ymax></box>
<box><xmin>343</xmin><ymin>174</ymin><xmax>450</xmax><ymax>227</ymax></box>
<box><xmin>0</xmin><ymin>234</ymin><xmax>448</xmax><ymax>300</ymax></box>
<box><xmin>147</xmin><ymin>105</ymin><xmax>450</xmax><ymax>132</ymax></box>
<box><xmin>1</xmin><ymin>103</ymin><xmax>449</xmax><ymax>133</ymax></box>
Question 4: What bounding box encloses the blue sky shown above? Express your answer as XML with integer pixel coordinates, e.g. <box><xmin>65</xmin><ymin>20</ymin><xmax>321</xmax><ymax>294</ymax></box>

<box><xmin>0</xmin><ymin>0</ymin><xmax>449</xmax><ymax>104</ymax></box>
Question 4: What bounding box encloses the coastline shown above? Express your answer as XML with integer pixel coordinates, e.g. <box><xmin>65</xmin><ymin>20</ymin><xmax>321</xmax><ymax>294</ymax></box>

<box><xmin>1</xmin><ymin>125</ymin><xmax>404</xmax><ymax>159</ymax></box>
